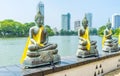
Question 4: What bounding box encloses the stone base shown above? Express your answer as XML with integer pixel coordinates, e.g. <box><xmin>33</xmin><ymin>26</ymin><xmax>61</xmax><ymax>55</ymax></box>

<box><xmin>102</xmin><ymin>45</ymin><xmax>119</xmax><ymax>53</ymax></box>
<box><xmin>23</xmin><ymin>54</ymin><xmax>60</xmax><ymax>68</ymax></box>
<box><xmin>102</xmin><ymin>48</ymin><xmax>119</xmax><ymax>53</ymax></box>
<box><xmin>103</xmin><ymin>39</ymin><xmax>119</xmax><ymax>53</ymax></box>
<box><xmin>76</xmin><ymin>49</ymin><xmax>98</xmax><ymax>58</ymax></box>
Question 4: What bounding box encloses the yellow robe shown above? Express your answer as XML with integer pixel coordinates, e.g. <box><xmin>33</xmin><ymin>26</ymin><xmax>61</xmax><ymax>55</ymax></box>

<box><xmin>102</xmin><ymin>29</ymin><xmax>112</xmax><ymax>48</ymax></box>
<box><xmin>20</xmin><ymin>26</ymin><xmax>44</xmax><ymax>63</ymax></box>
<box><xmin>80</xmin><ymin>27</ymin><xmax>90</xmax><ymax>51</ymax></box>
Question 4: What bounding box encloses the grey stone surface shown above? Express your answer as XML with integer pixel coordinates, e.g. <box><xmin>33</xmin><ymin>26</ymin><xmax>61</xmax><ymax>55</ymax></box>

<box><xmin>0</xmin><ymin>51</ymin><xmax>120</xmax><ymax>76</ymax></box>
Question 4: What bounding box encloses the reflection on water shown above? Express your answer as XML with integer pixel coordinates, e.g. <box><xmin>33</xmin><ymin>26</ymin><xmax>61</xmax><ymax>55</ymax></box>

<box><xmin>0</xmin><ymin>36</ymin><xmax>102</xmax><ymax>66</ymax></box>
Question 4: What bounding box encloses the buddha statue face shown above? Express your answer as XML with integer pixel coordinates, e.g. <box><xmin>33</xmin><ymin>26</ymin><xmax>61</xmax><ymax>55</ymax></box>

<box><xmin>107</xmin><ymin>25</ymin><xmax>111</xmax><ymax>29</ymax></box>
<box><xmin>36</xmin><ymin>17</ymin><xmax>43</xmax><ymax>27</ymax></box>
<box><xmin>35</xmin><ymin>11</ymin><xmax>44</xmax><ymax>27</ymax></box>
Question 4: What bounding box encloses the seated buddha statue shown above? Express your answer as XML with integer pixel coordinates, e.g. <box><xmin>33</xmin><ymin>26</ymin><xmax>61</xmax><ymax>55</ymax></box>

<box><xmin>76</xmin><ymin>16</ymin><xmax>98</xmax><ymax>58</ymax></box>
<box><xmin>102</xmin><ymin>19</ymin><xmax>119</xmax><ymax>52</ymax></box>
<box><xmin>20</xmin><ymin>10</ymin><xmax>60</xmax><ymax>68</ymax></box>
<box><xmin>28</xmin><ymin>11</ymin><xmax>57</xmax><ymax>52</ymax></box>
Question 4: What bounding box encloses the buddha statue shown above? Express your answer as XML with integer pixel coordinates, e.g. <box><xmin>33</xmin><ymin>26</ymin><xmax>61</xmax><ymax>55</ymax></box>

<box><xmin>76</xmin><ymin>16</ymin><xmax>98</xmax><ymax>58</ymax></box>
<box><xmin>20</xmin><ymin>10</ymin><xmax>60</xmax><ymax>68</ymax></box>
<box><xmin>102</xmin><ymin>19</ymin><xmax>119</xmax><ymax>52</ymax></box>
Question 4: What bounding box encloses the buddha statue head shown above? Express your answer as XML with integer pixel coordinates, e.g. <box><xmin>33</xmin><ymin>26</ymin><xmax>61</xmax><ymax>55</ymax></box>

<box><xmin>106</xmin><ymin>19</ymin><xmax>111</xmax><ymax>30</ymax></box>
<box><xmin>82</xmin><ymin>15</ymin><xmax>88</xmax><ymax>29</ymax></box>
<box><xmin>35</xmin><ymin>11</ymin><xmax>44</xmax><ymax>27</ymax></box>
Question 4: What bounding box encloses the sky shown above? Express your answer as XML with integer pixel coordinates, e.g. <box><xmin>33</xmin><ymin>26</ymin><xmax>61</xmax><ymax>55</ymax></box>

<box><xmin>0</xmin><ymin>0</ymin><xmax>120</xmax><ymax>30</ymax></box>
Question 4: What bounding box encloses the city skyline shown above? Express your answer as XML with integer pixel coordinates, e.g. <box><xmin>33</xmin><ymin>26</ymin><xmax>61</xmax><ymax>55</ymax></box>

<box><xmin>0</xmin><ymin>0</ymin><xmax>120</xmax><ymax>30</ymax></box>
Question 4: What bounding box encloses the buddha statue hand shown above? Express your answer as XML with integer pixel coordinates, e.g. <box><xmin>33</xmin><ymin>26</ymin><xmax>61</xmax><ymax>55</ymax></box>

<box><xmin>106</xmin><ymin>35</ymin><xmax>112</xmax><ymax>39</ymax></box>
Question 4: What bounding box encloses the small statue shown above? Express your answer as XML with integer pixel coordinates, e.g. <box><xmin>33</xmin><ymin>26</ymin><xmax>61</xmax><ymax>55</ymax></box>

<box><xmin>20</xmin><ymin>11</ymin><xmax>60</xmax><ymax>68</ymax></box>
<box><xmin>76</xmin><ymin>16</ymin><xmax>98</xmax><ymax>58</ymax></box>
<box><xmin>102</xmin><ymin>19</ymin><xmax>119</xmax><ymax>52</ymax></box>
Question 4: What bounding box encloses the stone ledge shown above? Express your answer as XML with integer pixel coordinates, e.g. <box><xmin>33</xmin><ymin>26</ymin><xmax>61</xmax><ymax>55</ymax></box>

<box><xmin>0</xmin><ymin>51</ymin><xmax>120</xmax><ymax>76</ymax></box>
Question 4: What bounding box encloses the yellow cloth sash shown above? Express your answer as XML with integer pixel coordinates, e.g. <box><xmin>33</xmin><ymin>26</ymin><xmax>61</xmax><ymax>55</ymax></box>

<box><xmin>102</xmin><ymin>29</ymin><xmax>112</xmax><ymax>48</ymax></box>
<box><xmin>80</xmin><ymin>27</ymin><xmax>90</xmax><ymax>51</ymax></box>
<box><xmin>20</xmin><ymin>26</ymin><xmax>44</xmax><ymax>63</ymax></box>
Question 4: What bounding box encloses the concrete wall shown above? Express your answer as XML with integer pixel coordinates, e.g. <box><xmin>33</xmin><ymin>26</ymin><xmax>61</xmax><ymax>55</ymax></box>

<box><xmin>46</xmin><ymin>53</ymin><xmax>120</xmax><ymax>76</ymax></box>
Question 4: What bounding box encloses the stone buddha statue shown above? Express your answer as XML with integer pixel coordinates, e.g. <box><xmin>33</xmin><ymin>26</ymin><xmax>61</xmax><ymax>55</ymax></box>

<box><xmin>102</xmin><ymin>19</ymin><xmax>119</xmax><ymax>52</ymax></box>
<box><xmin>20</xmin><ymin>10</ymin><xmax>60</xmax><ymax>68</ymax></box>
<box><xmin>76</xmin><ymin>16</ymin><xmax>98</xmax><ymax>58</ymax></box>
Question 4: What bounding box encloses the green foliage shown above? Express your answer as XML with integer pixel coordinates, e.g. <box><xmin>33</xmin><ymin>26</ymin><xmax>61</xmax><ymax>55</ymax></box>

<box><xmin>0</xmin><ymin>19</ymin><xmax>56</xmax><ymax>37</ymax></box>
<box><xmin>24</xmin><ymin>22</ymin><xmax>35</xmax><ymax>36</ymax></box>
<box><xmin>0</xmin><ymin>19</ymin><xmax>35</xmax><ymax>37</ymax></box>
<box><xmin>114</xmin><ymin>28</ymin><xmax>120</xmax><ymax>36</ymax></box>
<box><xmin>97</xmin><ymin>20</ymin><xmax>120</xmax><ymax>36</ymax></box>
<box><xmin>45</xmin><ymin>25</ymin><xmax>54</xmax><ymax>36</ymax></box>
<box><xmin>60</xmin><ymin>29</ymin><xmax>77</xmax><ymax>35</ymax></box>
<box><xmin>97</xmin><ymin>25</ymin><xmax>120</xmax><ymax>37</ymax></box>
<box><xmin>98</xmin><ymin>25</ymin><xmax>106</xmax><ymax>36</ymax></box>
<box><xmin>89</xmin><ymin>28</ymin><xmax>98</xmax><ymax>35</ymax></box>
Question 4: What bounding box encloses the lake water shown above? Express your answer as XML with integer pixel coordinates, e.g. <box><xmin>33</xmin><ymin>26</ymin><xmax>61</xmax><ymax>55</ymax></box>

<box><xmin>0</xmin><ymin>36</ymin><xmax>103</xmax><ymax>66</ymax></box>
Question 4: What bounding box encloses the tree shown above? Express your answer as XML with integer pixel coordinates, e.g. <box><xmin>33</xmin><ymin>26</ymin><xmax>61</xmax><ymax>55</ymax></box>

<box><xmin>89</xmin><ymin>28</ymin><xmax>98</xmax><ymax>35</ymax></box>
<box><xmin>0</xmin><ymin>19</ymin><xmax>35</xmax><ymax>37</ymax></box>
<box><xmin>60</xmin><ymin>29</ymin><xmax>77</xmax><ymax>35</ymax></box>
<box><xmin>0</xmin><ymin>19</ymin><xmax>23</xmax><ymax>37</ymax></box>
<box><xmin>45</xmin><ymin>25</ymin><xmax>54</xmax><ymax>36</ymax></box>
<box><xmin>98</xmin><ymin>25</ymin><xmax>106</xmax><ymax>36</ymax></box>
<box><xmin>114</xmin><ymin>28</ymin><xmax>120</xmax><ymax>36</ymax></box>
<box><xmin>24</xmin><ymin>22</ymin><xmax>35</xmax><ymax>36</ymax></box>
<box><xmin>0</xmin><ymin>19</ymin><xmax>56</xmax><ymax>37</ymax></box>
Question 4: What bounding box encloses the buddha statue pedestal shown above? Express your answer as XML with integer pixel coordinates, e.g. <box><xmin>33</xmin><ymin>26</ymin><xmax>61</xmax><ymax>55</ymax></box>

<box><xmin>76</xmin><ymin>40</ymin><xmax>98</xmax><ymax>58</ymax></box>
<box><xmin>23</xmin><ymin>49</ymin><xmax>60</xmax><ymax>68</ymax></box>
<box><xmin>102</xmin><ymin>39</ymin><xmax>119</xmax><ymax>52</ymax></box>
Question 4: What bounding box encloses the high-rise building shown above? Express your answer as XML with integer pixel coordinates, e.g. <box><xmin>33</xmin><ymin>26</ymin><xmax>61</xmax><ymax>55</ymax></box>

<box><xmin>37</xmin><ymin>1</ymin><xmax>44</xmax><ymax>16</ymax></box>
<box><xmin>112</xmin><ymin>13</ymin><xmax>120</xmax><ymax>29</ymax></box>
<box><xmin>61</xmin><ymin>13</ymin><xmax>71</xmax><ymax>31</ymax></box>
<box><xmin>85</xmin><ymin>13</ymin><xmax>92</xmax><ymax>28</ymax></box>
<box><xmin>37</xmin><ymin>1</ymin><xmax>44</xmax><ymax>24</ymax></box>
<box><xmin>74</xmin><ymin>20</ymin><xmax>80</xmax><ymax>31</ymax></box>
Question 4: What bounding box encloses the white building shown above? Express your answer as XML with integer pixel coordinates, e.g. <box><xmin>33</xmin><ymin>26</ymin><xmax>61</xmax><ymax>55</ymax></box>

<box><xmin>112</xmin><ymin>13</ymin><xmax>120</xmax><ymax>29</ymax></box>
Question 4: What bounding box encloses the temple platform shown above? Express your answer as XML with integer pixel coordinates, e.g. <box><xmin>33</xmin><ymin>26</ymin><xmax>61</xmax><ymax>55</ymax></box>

<box><xmin>0</xmin><ymin>51</ymin><xmax>120</xmax><ymax>76</ymax></box>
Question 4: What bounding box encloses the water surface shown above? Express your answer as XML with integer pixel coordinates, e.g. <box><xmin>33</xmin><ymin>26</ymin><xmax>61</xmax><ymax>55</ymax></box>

<box><xmin>0</xmin><ymin>36</ymin><xmax>102</xmax><ymax>66</ymax></box>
